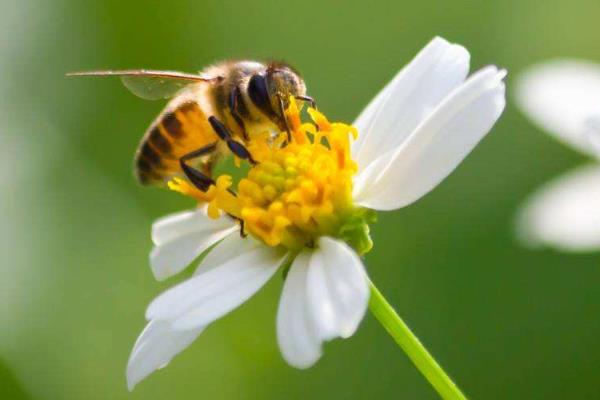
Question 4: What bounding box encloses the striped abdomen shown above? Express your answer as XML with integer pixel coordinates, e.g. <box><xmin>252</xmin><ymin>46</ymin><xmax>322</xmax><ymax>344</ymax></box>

<box><xmin>135</xmin><ymin>101</ymin><xmax>218</xmax><ymax>186</ymax></box>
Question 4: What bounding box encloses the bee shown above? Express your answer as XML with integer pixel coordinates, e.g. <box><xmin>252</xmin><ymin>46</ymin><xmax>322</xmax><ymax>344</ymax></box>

<box><xmin>68</xmin><ymin>61</ymin><xmax>315</xmax><ymax>191</ymax></box>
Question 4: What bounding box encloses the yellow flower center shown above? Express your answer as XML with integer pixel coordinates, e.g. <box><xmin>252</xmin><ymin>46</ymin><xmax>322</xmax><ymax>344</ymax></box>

<box><xmin>169</xmin><ymin>99</ymin><xmax>374</xmax><ymax>253</ymax></box>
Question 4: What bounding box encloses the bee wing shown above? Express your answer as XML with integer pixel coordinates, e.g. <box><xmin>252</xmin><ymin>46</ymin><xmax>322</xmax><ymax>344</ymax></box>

<box><xmin>66</xmin><ymin>69</ymin><xmax>223</xmax><ymax>100</ymax></box>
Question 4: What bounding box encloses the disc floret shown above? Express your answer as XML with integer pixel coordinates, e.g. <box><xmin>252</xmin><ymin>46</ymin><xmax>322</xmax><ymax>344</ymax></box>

<box><xmin>170</xmin><ymin>99</ymin><xmax>373</xmax><ymax>254</ymax></box>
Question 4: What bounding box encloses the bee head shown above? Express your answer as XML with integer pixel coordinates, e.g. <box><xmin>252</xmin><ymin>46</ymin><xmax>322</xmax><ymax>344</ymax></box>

<box><xmin>248</xmin><ymin>62</ymin><xmax>307</xmax><ymax>129</ymax></box>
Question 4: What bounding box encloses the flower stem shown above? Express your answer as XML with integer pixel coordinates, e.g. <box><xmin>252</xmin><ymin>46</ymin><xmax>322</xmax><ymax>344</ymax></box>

<box><xmin>368</xmin><ymin>280</ymin><xmax>467</xmax><ymax>400</ymax></box>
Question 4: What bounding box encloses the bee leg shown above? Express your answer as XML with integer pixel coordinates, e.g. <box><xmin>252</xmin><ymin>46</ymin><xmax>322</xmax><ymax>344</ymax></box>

<box><xmin>227</xmin><ymin>214</ymin><xmax>248</xmax><ymax>238</ymax></box>
<box><xmin>295</xmin><ymin>95</ymin><xmax>317</xmax><ymax>109</ymax></box>
<box><xmin>208</xmin><ymin>116</ymin><xmax>257</xmax><ymax>165</ymax></box>
<box><xmin>229</xmin><ymin>86</ymin><xmax>248</xmax><ymax>140</ymax></box>
<box><xmin>239</xmin><ymin>220</ymin><xmax>247</xmax><ymax>237</ymax></box>
<box><xmin>277</xmin><ymin>94</ymin><xmax>292</xmax><ymax>144</ymax></box>
<box><xmin>179</xmin><ymin>143</ymin><xmax>218</xmax><ymax>192</ymax></box>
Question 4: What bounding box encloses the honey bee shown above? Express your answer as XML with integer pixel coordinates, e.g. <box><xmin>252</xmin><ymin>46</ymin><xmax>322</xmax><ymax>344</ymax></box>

<box><xmin>68</xmin><ymin>61</ymin><xmax>314</xmax><ymax>191</ymax></box>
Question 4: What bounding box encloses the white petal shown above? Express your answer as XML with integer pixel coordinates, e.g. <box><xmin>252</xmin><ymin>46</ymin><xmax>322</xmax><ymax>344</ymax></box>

<box><xmin>583</xmin><ymin>115</ymin><xmax>600</xmax><ymax>159</ymax></box>
<box><xmin>276</xmin><ymin>251</ymin><xmax>321</xmax><ymax>369</ymax></box>
<box><xmin>515</xmin><ymin>60</ymin><xmax>600</xmax><ymax>158</ymax></box>
<box><xmin>516</xmin><ymin>165</ymin><xmax>600</xmax><ymax>252</ymax></box>
<box><xmin>307</xmin><ymin>237</ymin><xmax>369</xmax><ymax>340</ymax></box>
<box><xmin>352</xmin><ymin>36</ymin><xmax>470</xmax><ymax>174</ymax></box>
<box><xmin>149</xmin><ymin>208</ymin><xmax>237</xmax><ymax>281</ymax></box>
<box><xmin>126</xmin><ymin>320</ymin><xmax>204</xmax><ymax>390</ymax></box>
<box><xmin>354</xmin><ymin>66</ymin><xmax>506</xmax><ymax>210</ymax></box>
<box><xmin>146</xmin><ymin>237</ymin><xmax>286</xmax><ymax>330</ymax></box>
<box><xmin>276</xmin><ymin>239</ymin><xmax>369</xmax><ymax>369</ymax></box>
<box><xmin>192</xmin><ymin>232</ymin><xmax>248</xmax><ymax>277</ymax></box>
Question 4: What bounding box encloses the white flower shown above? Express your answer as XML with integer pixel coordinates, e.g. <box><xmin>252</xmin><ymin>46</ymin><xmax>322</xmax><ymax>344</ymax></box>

<box><xmin>515</xmin><ymin>60</ymin><xmax>600</xmax><ymax>252</ymax></box>
<box><xmin>127</xmin><ymin>36</ymin><xmax>506</xmax><ymax>390</ymax></box>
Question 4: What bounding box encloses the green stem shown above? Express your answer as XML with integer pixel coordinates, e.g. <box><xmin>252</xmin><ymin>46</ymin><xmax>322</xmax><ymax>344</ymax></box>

<box><xmin>368</xmin><ymin>279</ymin><xmax>467</xmax><ymax>400</ymax></box>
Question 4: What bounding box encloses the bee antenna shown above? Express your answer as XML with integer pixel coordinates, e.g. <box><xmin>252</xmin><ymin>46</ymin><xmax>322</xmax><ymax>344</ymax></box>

<box><xmin>295</xmin><ymin>95</ymin><xmax>316</xmax><ymax>109</ymax></box>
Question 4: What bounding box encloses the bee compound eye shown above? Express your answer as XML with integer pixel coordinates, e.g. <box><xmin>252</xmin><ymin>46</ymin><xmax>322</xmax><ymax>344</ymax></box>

<box><xmin>248</xmin><ymin>74</ymin><xmax>274</xmax><ymax>116</ymax></box>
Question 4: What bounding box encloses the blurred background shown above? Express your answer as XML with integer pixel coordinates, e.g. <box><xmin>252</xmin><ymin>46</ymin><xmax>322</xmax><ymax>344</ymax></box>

<box><xmin>2</xmin><ymin>0</ymin><xmax>600</xmax><ymax>398</ymax></box>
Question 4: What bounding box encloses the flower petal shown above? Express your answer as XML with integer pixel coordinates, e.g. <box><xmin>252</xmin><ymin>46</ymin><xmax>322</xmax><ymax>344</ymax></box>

<box><xmin>192</xmin><ymin>232</ymin><xmax>248</xmax><ymax>277</ymax></box>
<box><xmin>515</xmin><ymin>60</ymin><xmax>600</xmax><ymax>159</ymax></box>
<box><xmin>352</xmin><ymin>36</ymin><xmax>470</xmax><ymax>174</ymax></box>
<box><xmin>146</xmin><ymin>237</ymin><xmax>286</xmax><ymax>330</ymax></box>
<box><xmin>354</xmin><ymin>66</ymin><xmax>506</xmax><ymax>210</ymax></box>
<box><xmin>516</xmin><ymin>165</ymin><xmax>600</xmax><ymax>252</ymax></box>
<box><xmin>306</xmin><ymin>237</ymin><xmax>369</xmax><ymax>341</ymax></box>
<box><xmin>126</xmin><ymin>320</ymin><xmax>204</xmax><ymax>391</ymax></box>
<box><xmin>276</xmin><ymin>238</ymin><xmax>369</xmax><ymax>369</ymax></box>
<box><xmin>584</xmin><ymin>115</ymin><xmax>600</xmax><ymax>160</ymax></box>
<box><xmin>276</xmin><ymin>251</ymin><xmax>321</xmax><ymax>369</ymax></box>
<box><xmin>150</xmin><ymin>208</ymin><xmax>238</xmax><ymax>281</ymax></box>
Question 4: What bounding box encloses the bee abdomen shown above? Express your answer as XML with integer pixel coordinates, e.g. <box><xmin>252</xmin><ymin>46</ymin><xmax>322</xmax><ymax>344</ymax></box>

<box><xmin>135</xmin><ymin>100</ymin><xmax>218</xmax><ymax>186</ymax></box>
<box><xmin>135</xmin><ymin>127</ymin><xmax>169</xmax><ymax>184</ymax></box>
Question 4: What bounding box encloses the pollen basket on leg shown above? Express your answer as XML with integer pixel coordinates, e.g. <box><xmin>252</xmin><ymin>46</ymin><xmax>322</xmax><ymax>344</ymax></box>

<box><xmin>169</xmin><ymin>98</ymin><xmax>366</xmax><ymax>252</ymax></box>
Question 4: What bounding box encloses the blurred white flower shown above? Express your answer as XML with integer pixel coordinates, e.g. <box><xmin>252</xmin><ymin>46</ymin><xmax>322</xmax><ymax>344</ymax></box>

<box><xmin>127</xmin><ymin>37</ymin><xmax>506</xmax><ymax>390</ymax></box>
<box><xmin>515</xmin><ymin>60</ymin><xmax>600</xmax><ymax>252</ymax></box>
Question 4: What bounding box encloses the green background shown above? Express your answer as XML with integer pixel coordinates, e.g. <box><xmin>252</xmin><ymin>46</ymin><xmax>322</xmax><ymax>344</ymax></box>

<box><xmin>2</xmin><ymin>0</ymin><xmax>600</xmax><ymax>398</ymax></box>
